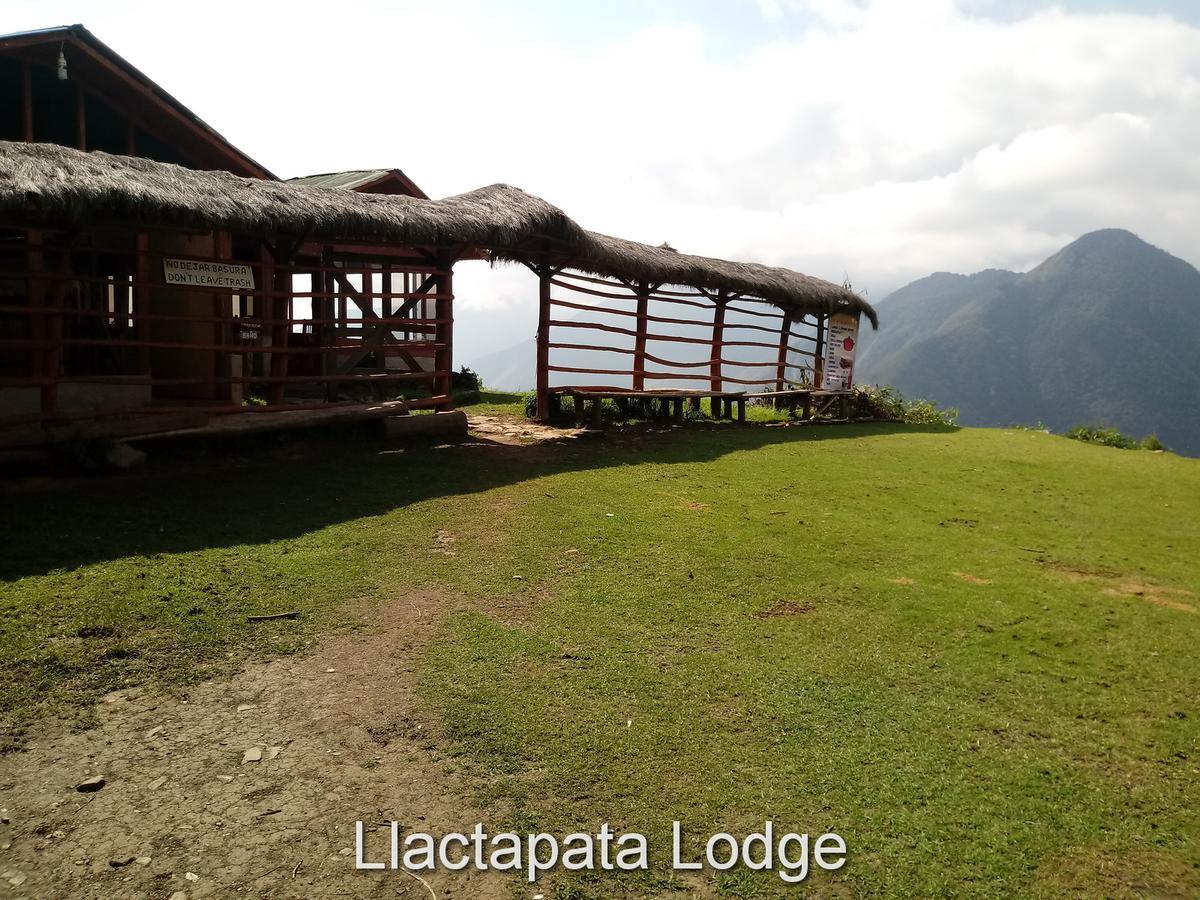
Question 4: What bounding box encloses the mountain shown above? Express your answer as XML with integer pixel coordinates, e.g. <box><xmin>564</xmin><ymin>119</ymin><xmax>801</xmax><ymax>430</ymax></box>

<box><xmin>856</xmin><ymin>229</ymin><xmax>1200</xmax><ymax>455</ymax></box>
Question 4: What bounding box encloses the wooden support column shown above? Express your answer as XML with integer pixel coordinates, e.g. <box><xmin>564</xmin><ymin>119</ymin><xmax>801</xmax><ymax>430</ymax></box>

<box><xmin>212</xmin><ymin>231</ymin><xmax>233</xmax><ymax>402</ymax></box>
<box><xmin>25</xmin><ymin>232</ymin><xmax>64</xmax><ymax>414</ymax></box>
<box><xmin>379</xmin><ymin>263</ymin><xmax>392</xmax><ymax>376</ymax></box>
<box><xmin>21</xmin><ymin>62</ymin><xmax>32</xmax><ymax>141</ymax></box>
<box><xmin>265</xmin><ymin>246</ymin><xmax>291</xmax><ymax>405</ymax></box>
<box><xmin>632</xmin><ymin>281</ymin><xmax>649</xmax><ymax>391</ymax></box>
<box><xmin>774</xmin><ymin>311</ymin><xmax>793</xmax><ymax>393</ymax></box>
<box><xmin>26</xmin><ymin>231</ymin><xmax>44</xmax><ymax>390</ymax></box>
<box><xmin>42</xmin><ymin>256</ymin><xmax>66</xmax><ymax>415</ymax></box>
<box><xmin>535</xmin><ymin>266</ymin><xmax>552</xmax><ymax>420</ymax></box>
<box><xmin>135</xmin><ymin>232</ymin><xmax>151</xmax><ymax>377</ymax></box>
<box><xmin>814</xmin><ymin>313</ymin><xmax>827</xmax><ymax>390</ymax></box>
<box><xmin>433</xmin><ymin>264</ymin><xmax>453</xmax><ymax>409</ymax></box>
<box><xmin>317</xmin><ymin>249</ymin><xmax>337</xmax><ymax>401</ymax></box>
<box><xmin>76</xmin><ymin>85</ymin><xmax>87</xmax><ymax>150</ymax></box>
<box><xmin>710</xmin><ymin>289</ymin><xmax>727</xmax><ymax>415</ymax></box>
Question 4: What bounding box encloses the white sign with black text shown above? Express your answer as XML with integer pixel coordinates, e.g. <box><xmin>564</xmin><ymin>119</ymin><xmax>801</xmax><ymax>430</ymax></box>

<box><xmin>821</xmin><ymin>313</ymin><xmax>859</xmax><ymax>391</ymax></box>
<box><xmin>163</xmin><ymin>258</ymin><xmax>255</xmax><ymax>290</ymax></box>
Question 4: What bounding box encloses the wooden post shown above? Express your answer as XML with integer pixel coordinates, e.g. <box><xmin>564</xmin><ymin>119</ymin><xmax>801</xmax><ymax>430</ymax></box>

<box><xmin>632</xmin><ymin>281</ymin><xmax>649</xmax><ymax>391</ymax></box>
<box><xmin>26</xmin><ymin>231</ymin><xmax>44</xmax><ymax>391</ymax></box>
<box><xmin>135</xmin><ymin>232</ymin><xmax>151</xmax><ymax>377</ymax></box>
<box><xmin>76</xmin><ymin>84</ymin><xmax>86</xmax><ymax>150</ymax></box>
<box><xmin>379</xmin><ymin>263</ymin><xmax>392</xmax><ymax>377</ymax></box>
<box><xmin>42</xmin><ymin>275</ymin><xmax>65</xmax><ymax>416</ymax></box>
<box><xmin>318</xmin><ymin>250</ymin><xmax>338</xmax><ymax>401</ymax></box>
<box><xmin>433</xmin><ymin>264</ymin><xmax>453</xmax><ymax>409</ymax></box>
<box><xmin>212</xmin><ymin>231</ymin><xmax>232</xmax><ymax>402</ymax></box>
<box><xmin>814</xmin><ymin>313</ymin><xmax>827</xmax><ymax>390</ymax></box>
<box><xmin>775</xmin><ymin>311</ymin><xmax>793</xmax><ymax>393</ymax></box>
<box><xmin>21</xmin><ymin>62</ymin><xmax>32</xmax><ymax>141</ymax></box>
<box><xmin>266</xmin><ymin>245</ymin><xmax>291</xmax><ymax>405</ymax></box>
<box><xmin>710</xmin><ymin>289</ymin><xmax>727</xmax><ymax>416</ymax></box>
<box><xmin>535</xmin><ymin>266</ymin><xmax>551</xmax><ymax>420</ymax></box>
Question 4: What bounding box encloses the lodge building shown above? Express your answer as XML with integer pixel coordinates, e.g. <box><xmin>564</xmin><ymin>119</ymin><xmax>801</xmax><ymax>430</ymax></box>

<box><xmin>0</xmin><ymin>24</ymin><xmax>875</xmax><ymax>448</ymax></box>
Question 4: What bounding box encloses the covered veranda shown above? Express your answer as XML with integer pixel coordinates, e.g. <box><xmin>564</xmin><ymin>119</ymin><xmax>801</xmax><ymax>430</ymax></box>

<box><xmin>0</xmin><ymin>140</ymin><xmax>875</xmax><ymax>447</ymax></box>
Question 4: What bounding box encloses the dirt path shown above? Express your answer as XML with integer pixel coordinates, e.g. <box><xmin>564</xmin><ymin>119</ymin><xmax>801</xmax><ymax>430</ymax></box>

<box><xmin>0</xmin><ymin>592</ymin><xmax>513</xmax><ymax>900</ymax></box>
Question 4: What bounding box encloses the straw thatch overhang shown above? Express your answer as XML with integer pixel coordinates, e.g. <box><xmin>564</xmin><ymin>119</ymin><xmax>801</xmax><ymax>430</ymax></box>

<box><xmin>0</xmin><ymin>141</ymin><xmax>876</xmax><ymax>326</ymax></box>
<box><xmin>497</xmin><ymin>232</ymin><xmax>877</xmax><ymax>327</ymax></box>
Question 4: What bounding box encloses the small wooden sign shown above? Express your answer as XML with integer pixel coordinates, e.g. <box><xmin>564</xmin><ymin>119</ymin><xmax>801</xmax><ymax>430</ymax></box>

<box><xmin>163</xmin><ymin>258</ymin><xmax>255</xmax><ymax>290</ymax></box>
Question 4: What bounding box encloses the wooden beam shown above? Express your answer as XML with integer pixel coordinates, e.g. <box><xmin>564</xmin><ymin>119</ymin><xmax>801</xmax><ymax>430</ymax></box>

<box><xmin>814</xmin><ymin>313</ymin><xmax>827</xmax><ymax>390</ymax></box>
<box><xmin>76</xmin><ymin>83</ymin><xmax>87</xmax><ymax>150</ymax></box>
<box><xmin>264</xmin><ymin>246</ymin><xmax>288</xmax><ymax>404</ymax></box>
<box><xmin>632</xmin><ymin>281</ymin><xmax>649</xmax><ymax>391</ymax></box>
<box><xmin>774</xmin><ymin>311</ymin><xmax>793</xmax><ymax>392</ymax></box>
<box><xmin>434</xmin><ymin>265</ymin><xmax>453</xmax><ymax>410</ymax></box>
<box><xmin>397</xmin><ymin>272</ymin><xmax>439</xmax><ymax>317</ymax></box>
<box><xmin>213</xmin><ymin>230</ymin><xmax>233</xmax><ymax>402</ymax></box>
<box><xmin>25</xmin><ymin>230</ymin><xmax>44</xmax><ymax>396</ymax></box>
<box><xmin>710</xmin><ymin>289</ymin><xmax>727</xmax><ymax>395</ymax></box>
<box><xmin>21</xmin><ymin>62</ymin><xmax>32</xmax><ymax>141</ymax></box>
<box><xmin>135</xmin><ymin>232</ymin><xmax>151</xmax><ymax>376</ymax></box>
<box><xmin>536</xmin><ymin>266</ymin><xmax>551</xmax><ymax>419</ymax></box>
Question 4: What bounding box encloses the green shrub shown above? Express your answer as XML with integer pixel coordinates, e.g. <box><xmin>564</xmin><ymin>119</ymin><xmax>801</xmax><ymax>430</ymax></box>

<box><xmin>1065</xmin><ymin>425</ymin><xmax>1167</xmax><ymax>451</ymax></box>
<box><xmin>851</xmin><ymin>384</ymin><xmax>958</xmax><ymax>426</ymax></box>
<box><xmin>451</xmin><ymin>366</ymin><xmax>482</xmax><ymax>392</ymax></box>
<box><xmin>1066</xmin><ymin>425</ymin><xmax>1139</xmax><ymax>449</ymax></box>
<box><xmin>1141</xmin><ymin>434</ymin><xmax>1165</xmax><ymax>451</ymax></box>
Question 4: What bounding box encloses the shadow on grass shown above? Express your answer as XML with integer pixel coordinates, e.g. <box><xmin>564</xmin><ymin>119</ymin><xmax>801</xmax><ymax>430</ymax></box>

<box><xmin>0</xmin><ymin>419</ymin><xmax>957</xmax><ymax>580</ymax></box>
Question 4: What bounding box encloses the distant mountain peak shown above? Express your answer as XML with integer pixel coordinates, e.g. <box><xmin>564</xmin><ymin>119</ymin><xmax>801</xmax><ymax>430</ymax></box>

<box><xmin>1049</xmin><ymin>228</ymin><xmax>1179</xmax><ymax>261</ymax></box>
<box><xmin>856</xmin><ymin>228</ymin><xmax>1200</xmax><ymax>455</ymax></box>
<box><xmin>1022</xmin><ymin>228</ymin><xmax>1188</xmax><ymax>285</ymax></box>
<box><xmin>1076</xmin><ymin>226</ymin><xmax>1140</xmax><ymax>241</ymax></box>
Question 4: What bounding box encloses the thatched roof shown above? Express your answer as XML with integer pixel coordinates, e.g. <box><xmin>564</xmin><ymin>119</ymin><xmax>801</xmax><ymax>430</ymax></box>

<box><xmin>0</xmin><ymin>141</ymin><xmax>876</xmax><ymax>325</ymax></box>
<box><xmin>529</xmin><ymin>232</ymin><xmax>876</xmax><ymax>326</ymax></box>
<box><xmin>0</xmin><ymin>141</ymin><xmax>581</xmax><ymax>250</ymax></box>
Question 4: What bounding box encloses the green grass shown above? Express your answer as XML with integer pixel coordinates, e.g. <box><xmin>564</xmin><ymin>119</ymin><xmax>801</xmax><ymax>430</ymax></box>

<box><xmin>467</xmin><ymin>389</ymin><xmax>527</xmax><ymax>416</ymax></box>
<box><xmin>1</xmin><ymin>414</ymin><xmax>1198</xmax><ymax>897</ymax></box>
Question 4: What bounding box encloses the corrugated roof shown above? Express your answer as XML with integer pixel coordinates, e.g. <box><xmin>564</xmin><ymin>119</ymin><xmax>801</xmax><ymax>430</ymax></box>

<box><xmin>288</xmin><ymin>169</ymin><xmax>428</xmax><ymax>199</ymax></box>
<box><xmin>288</xmin><ymin>170</ymin><xmax>393</xmax><ymax>191</ymax></box>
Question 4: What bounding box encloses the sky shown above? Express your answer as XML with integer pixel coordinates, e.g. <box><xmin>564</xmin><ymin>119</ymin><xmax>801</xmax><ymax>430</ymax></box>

<box><xmin>7</xmin><ymin>0</ymin><xmax>1200</xmax><ymax>362</ymax></box>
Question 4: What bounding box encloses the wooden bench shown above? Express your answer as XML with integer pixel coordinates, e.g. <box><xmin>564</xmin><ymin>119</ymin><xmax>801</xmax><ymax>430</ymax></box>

<box><xmin>552</xmin><ymin>388</ymin><xmax>749</xmax><ymax>427</ymax></box>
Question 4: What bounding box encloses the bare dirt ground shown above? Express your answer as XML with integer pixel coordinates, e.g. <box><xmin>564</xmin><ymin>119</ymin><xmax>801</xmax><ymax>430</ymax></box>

<box><xmin>466</xmin><ymin>415</ymin><xmax>593</xmax><ymax>445</ymax></box>
<box><xmin>0</xmin><ymin>592</ymin><xmax>516</xmax><ymax>900</ymax></box>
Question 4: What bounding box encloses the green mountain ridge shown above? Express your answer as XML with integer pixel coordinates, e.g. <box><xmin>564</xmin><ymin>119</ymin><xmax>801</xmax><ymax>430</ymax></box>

<box><xmin>856</xmin><ymin>229</ymin><xmax>1200</xmax><ymax>455</ymax></box>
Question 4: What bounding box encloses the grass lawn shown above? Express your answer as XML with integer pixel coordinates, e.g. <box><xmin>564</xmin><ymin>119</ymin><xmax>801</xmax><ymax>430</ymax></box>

<box><xmin>1</xmin><ymin>402</ymin><xmax>1197</xmax><ymax>897</ymax></box>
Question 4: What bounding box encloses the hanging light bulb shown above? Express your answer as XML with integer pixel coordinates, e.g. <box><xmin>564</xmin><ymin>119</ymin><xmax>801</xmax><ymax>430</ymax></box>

<box><xmin>56</xmin><ymin>46</ymin><xmax>68</xmax><ymax>81</ymax></box>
